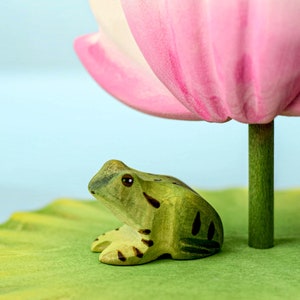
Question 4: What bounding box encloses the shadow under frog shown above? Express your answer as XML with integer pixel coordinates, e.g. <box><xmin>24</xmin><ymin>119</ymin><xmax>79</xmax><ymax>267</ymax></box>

<box><xmin>88</xmin><ymin>160</ymin><xmax>223</xmax><ymax>266</ymax></box>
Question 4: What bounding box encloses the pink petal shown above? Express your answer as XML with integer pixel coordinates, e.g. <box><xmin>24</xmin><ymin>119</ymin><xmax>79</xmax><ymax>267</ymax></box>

<box><xmin>75</xmin><ymin>0</ymin><xmax>202</xmax><ymax>120</ymax></box>
<box><xmin>74</xmin><ymin>26</ymin><xmax>203</xmax><ymax>121</ymax></box>
<box><xmin>122</xmin><ymin>0</ymin><xmax>300</xmax><ymax>123</ymax></box>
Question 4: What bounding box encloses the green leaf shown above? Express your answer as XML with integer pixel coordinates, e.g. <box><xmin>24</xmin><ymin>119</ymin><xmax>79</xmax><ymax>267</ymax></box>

<box><xmin>1</xmin><ymin>189</ymin><xmax>299</xmax><ymax>299</ymax></box>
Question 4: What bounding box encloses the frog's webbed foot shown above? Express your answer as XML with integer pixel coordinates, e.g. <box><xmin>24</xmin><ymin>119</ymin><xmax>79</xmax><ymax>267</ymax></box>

<box><xmin>99</xmin><ymin>243</ymin><xmax>145</xmax><ymax>265</ymax></box>
<box><xmin>92</xmin><ymin>228</ymin><xmax>156</xmax><ymax>265</ymax></box>
<box><xmin>91</xmin><ymin>234</ymin><xmax>112</xmax><ymax>253</ymax></box>
<box><xmin>92</xmin><ymin>225</ymin><xmax>159</xmax><ymax>265</ymax></box>
<box><xmin>91</xmin><ymin>225</ymin><xmax>131</xmax><ymax>252</ymax></box>
<box><xmin>99</xmin><ymin>238</ymin><xmax>157</xmax><ymax>265</ymax></box>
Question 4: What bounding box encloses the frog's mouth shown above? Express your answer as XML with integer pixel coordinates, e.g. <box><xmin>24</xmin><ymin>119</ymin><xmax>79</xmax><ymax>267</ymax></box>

<box><xmin>89</xmin><ymin>187</ymin><xmax>140</xmax><ymax>230</ymax></box>
<box><xmin>88</xmin><ymin>174</ymin><xmax>115</xmax><ymax>195</ymax></box>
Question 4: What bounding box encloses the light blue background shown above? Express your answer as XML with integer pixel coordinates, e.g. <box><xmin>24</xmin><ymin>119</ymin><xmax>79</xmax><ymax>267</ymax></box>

<box><xmin>1</xmin><ymin>1</ymin><xmax>300</xmax><ymax>223</ymax></box>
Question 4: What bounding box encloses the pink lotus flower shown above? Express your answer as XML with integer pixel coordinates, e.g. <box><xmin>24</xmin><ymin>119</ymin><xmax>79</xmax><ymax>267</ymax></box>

<box><xmin>74</xmin><ymin>0</ymin><xmax>300</xmax><ymax>124</ymax></box>
<box><xmin>75</xmin><ymin>0</ymin><xmax>300</xmax><ymax>249</ymax></box>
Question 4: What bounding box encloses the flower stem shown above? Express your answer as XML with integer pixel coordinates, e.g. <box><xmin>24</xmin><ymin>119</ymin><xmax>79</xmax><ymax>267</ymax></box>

<box><xmin>248</xmin><ymin>121</ymin><xmax>274</xmax><ymax>249</ymax></box>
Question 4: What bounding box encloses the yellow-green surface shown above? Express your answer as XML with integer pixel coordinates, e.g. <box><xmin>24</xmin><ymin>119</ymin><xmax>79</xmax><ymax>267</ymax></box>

<box><xmin>1</xmin><ymin>189</ymin><xmax>299</xmax><ymax>299</ymax></box>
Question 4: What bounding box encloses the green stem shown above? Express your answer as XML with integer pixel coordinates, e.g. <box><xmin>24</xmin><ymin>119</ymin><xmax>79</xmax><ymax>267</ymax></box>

<box><xmin>248</xmin><ymin>121</ymin><xmax>274</xmax><ymax>249</ymax></box>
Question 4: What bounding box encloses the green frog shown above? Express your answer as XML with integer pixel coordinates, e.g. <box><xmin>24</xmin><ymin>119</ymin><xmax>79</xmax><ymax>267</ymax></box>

<box><xmin>88</xmin><ymin>160</ymin><xmax>223</xmax><ymax>265</ymax></box>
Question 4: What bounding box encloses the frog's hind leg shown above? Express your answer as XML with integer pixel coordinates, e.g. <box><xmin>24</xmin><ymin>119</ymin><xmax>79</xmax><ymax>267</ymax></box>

<box><xmin>175</xmin><ymin>238</ymin><xmax>221</xmax><ymax>259</ymax></box>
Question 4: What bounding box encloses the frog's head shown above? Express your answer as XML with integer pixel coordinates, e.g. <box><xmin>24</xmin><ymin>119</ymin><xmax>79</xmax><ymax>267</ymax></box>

<box><xmin>88</xmin><ymin>160</ymin><xmax>158</xmax><ymax>229</ymax></box>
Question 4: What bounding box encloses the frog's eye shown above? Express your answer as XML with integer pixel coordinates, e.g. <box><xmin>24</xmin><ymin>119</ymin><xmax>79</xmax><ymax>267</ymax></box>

<box><xmin>122</xmin><ymin>174</ymin><xmax>134</xmax><ymax>187</ymax></box>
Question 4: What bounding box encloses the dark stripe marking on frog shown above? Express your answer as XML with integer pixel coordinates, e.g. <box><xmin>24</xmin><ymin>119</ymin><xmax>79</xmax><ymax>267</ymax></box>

<box><xmin>180</xmin><ymin>238</ymin><xmax>221</xmax><ymax>256</ymax></box>
<box><xmin>117</xmin><ymin>250</ymin><xmax>126</xmax><ymax>262</ymax></box>
<box><xmin>143</xmin><ymin>192</ymin><xmax>161</xmax><ymax>208</ymax></box>
<box><xmin>138</xmin><ymin>229</ymin><xmax>151</xmax><ymax>235</ymax></box>
<box><xmin>192</xmin><ymin>211</ymin><xmax>201</xmax><ymax>236</ymax></box>
<box><xmin>133</xmin><ymin>247</ymin><xmax>144</xmax><ymax>258</ymax></box>
<box><xmin>207</xmin><ymin>221</ymin><xmax>215</xmax><ymax>240</ymax></box>
<box><xmin>141</xmin><ymin>239</ymin><xmax>154</xmax><ymax>247</ymax></box>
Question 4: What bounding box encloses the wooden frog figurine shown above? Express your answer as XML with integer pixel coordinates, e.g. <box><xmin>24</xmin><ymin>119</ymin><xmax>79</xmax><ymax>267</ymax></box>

<box><xmin>88</xmin><ymin>160</ymin><xmax>223</xmax><ymax>265</ymax></box>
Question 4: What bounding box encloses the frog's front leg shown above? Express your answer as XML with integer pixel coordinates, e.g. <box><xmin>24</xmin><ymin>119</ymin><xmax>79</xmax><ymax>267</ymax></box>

<box><xmin>91</xmin><ymin>225</ymin><xmax>132</xmax><ymax>252</ymax></box>
<box><xmin>97</xmin><ymin>227</ymin><xmax>157</xmax><ymax>265</ymax></box>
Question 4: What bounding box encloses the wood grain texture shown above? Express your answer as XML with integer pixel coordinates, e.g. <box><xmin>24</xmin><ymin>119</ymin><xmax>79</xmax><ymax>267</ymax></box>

<box><xmin>248</xmin><ymin>121</ymin><xmax>274</xmax><ymax>249</ymax></box>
